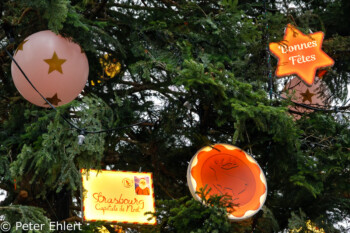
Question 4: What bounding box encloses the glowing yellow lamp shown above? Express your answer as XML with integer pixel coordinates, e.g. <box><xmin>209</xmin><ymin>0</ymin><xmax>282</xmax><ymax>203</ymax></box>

<box><xmin>99</xmin><ymin>54</ymin><xmax>121</xmax><ymax>79</ymax></box>
<box><xmin>81</xmin><ymin>169</ymin><xmax>156</xmax><ymax>225</ymax></box>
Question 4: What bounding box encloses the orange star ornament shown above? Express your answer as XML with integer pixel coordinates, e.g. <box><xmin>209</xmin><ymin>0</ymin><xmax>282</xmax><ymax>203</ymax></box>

<box><xmin>269</xmin><ymin>24</ymin><xmax>334</xmax><ymax>86</ymax></box>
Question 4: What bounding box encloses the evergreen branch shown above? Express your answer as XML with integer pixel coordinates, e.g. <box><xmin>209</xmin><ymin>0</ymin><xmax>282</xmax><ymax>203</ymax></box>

<box><xmin>17</xmin><ymin>7</ymin><xmax>38</xmax><ymax>24</ymax></box>
<box><xmin>156</xmin><ymin>180</ymin><xmax>176</xmax><ymax>199</ymax></box>
<box><xmin>84</xmin><ymin>0</ymin><xmax>108</xmax><ymax>19</ymax></box>
<box><xmin>106</xmin><ymin>2</ymin><xmax>167</xmax><ymax>12</ymax></box>
<box><xmin>62</xmin><ymin>216</ymin><xmax>82</xmax><ymax>222</ymax></box>
<box><xmin>0</xmin><ymin>205</ymin><xmax>50</xmax><ymax>230</ymax></box>
<box><xmin>159</xmin><ymin>0</ymin><xmax>181</xmax><ymax>9</ymax></box>
<box><xmin>0</xmin><ymin>183</ymin><xmax>11</xmax><ymax>192</ymax></box>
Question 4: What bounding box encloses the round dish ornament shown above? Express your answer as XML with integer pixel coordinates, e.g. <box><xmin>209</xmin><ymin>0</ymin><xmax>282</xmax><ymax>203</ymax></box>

<box><xmin>187</xmin><ymin>144</ymin><xmax>267</xmax><ymax>221</ymax></box>
<box><xmin>11</xmin><ymin>30</ymin><xmax>89</xmax><ymax>107</ymax></box>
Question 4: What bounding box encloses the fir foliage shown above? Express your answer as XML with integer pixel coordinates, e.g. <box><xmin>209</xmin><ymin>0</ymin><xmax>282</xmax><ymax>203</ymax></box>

<box><xmin>0</xmin><ymin>0</ymin><xmax>349</xmax><ymax>232</ymax></box>
<box><xmin>0</xmin><ymin>205</ymin><xmax>51</xmax><ymax>232</ymax></box>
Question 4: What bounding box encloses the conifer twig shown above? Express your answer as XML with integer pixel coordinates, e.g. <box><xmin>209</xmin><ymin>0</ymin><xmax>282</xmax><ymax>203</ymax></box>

<box><xmin>61</xmin><ymin>216</ymin><xmax>82</xmax><ymax>223</ymax></box>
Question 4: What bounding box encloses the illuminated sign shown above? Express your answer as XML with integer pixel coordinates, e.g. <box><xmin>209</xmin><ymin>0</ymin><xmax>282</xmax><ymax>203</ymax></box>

<box><xmin>269</xmin><ymin>24</ymin><xmax>334</xmax><ymax>86</ymax></box>
<box><xmin>81</xmin><ymin>169</ymin><xmax>156</xmax><ymax>225</ymax></box>
<box><xmin>187</xmin><ymin>144</ymin><xmax>267</xmax><ymax>221</ymax></box>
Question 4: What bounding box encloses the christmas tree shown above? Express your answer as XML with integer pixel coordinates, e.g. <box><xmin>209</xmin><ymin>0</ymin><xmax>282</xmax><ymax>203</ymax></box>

<box><xmin>0</xmin><ymin>0</ymin><xmax>349</xmax><ymax>232</ymax></box>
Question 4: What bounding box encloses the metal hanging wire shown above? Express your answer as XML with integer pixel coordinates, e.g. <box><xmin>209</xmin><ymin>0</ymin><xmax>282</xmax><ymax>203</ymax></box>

<box><xmin>264</xmin><ymin>0</ymin><xmax>273</xmax><ymax>100</ymax></box>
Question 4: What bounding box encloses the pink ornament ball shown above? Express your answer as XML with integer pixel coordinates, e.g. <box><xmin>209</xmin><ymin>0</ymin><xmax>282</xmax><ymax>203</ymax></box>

<box><xmin>11</xmin><ymin>30</ymin><xmax>89</xmax><ymax>107</ymax></box>
<box><xmin>282</xmin><ymin>77</ymin><xmax>330</xmax><ymax>119</ymax></box>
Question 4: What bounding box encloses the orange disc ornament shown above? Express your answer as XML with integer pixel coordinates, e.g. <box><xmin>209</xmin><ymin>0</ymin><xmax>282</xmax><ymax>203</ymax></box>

<box><xmin>187</xmin><ymin>144</ymin><xmax>267</xmax><ymax>221</ymax></box>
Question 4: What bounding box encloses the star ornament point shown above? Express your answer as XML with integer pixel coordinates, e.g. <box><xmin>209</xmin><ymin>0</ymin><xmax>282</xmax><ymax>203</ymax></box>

<box><xmin>45</xmin><ymin>93</ymin><xmax>62</xmax><ymax>106</ymax></box>
<box><xmin>15</xmin><ymin>39</ymin><xmax>28</xmax><ymax>55</ymax></box>
<box><xmin>44</xmin><ymin>51</ymin><xmax>66</xmax><ymax>74</ymax></box>
<box><xmin>300</xmin><ymin>88</ymin><xmax>315</xmax><ymax>103</ymax></box>
<box><xmin>269</xmin><ymin>24</ymin><xmax>334</xmax><ymax>86</ymax></box>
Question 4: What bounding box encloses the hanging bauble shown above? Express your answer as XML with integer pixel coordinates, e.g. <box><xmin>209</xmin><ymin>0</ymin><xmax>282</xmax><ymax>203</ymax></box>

<box><xmin>11</xmin><ymin>30</ymin><xmax>89</xmax><ymax>107</ymax></box>
<box><xmin>187</xmin><ymin>144</ymin><xmax>267</xmax><ymax>221</ymax></box>
<box><xmin>99</xmin><ymin>53</ymin><xmax>121</xmax><ymax>79</ymax></box>
<box><xmin>282</xmin><ymin>77</ymin><xmax>330</xmax><ymax>119</ymax></box>
<box><xmin>91</xmin><ymin>53</ymin><xmax>121</xmax><ymax>86</ymax></box>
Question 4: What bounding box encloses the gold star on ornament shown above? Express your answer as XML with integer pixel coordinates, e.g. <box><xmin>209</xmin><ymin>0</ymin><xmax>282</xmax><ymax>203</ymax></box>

<box><xmin>300</xmin><ymin>88</ymin><xmax>315</xmax><ymax>103</ymax></box>
<box><xmin>45</xmin><ymin>93</ymin><xmax>62</xmax><ymax>106</ymax></box>
<box><xmin>15</xmin><ymin>39</ymin><xmax>28</xmax><ymax>54</ymax></box>
<box><xmin>44</xmin><ymin>51</ymin><xmax>66</xmax><ymax>74</ymax></box>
